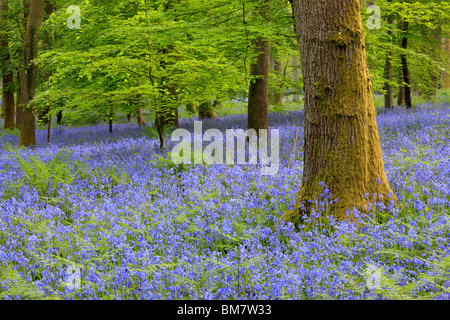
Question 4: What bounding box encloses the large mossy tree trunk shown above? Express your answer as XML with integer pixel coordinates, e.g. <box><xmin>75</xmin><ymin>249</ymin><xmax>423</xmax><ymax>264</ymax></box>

<box><xmin>247</xmin><ymin>36</ymin><xmax>270</xmax><ymax>133</ymax></box>
<box><xmin>400</xmin><ymin>19</ymin><xmax>412</xmax><ymax>108</ymax></box>
<box><xmin>283</xmin><ymin>0</ymin><xmax>397</xmax><ymax>224</ymax></box>
<box><xmin>0</xmin><ymin>0</ymin><xmax>15</xmax><ymax>130</ymax></box>
<box><xmin>18</xmin><ymin>0</ymin><xmax>45</xmax><ymax>147</ymax></box>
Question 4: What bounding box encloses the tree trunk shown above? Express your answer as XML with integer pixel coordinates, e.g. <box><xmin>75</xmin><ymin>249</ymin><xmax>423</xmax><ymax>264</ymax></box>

<box><xmin>383</xmin><ymin>52</ymin><xmax>394</xmax><ymax>108</ymax></box>
<box><xmin>16</xmin><ymin>0</ymin><xmax>31</xmax><ymax>129</ymax></box>
<box><xmin>0</xmin><ymin>0</ymin><xmax>15</xmax><ymax>130</ymax></box>
<box><xmin>18</xmin><ymin>0</ymin><xmax>45</xmax><ymax>147</ymax></box>
<box><xmin>247</xmin><ymin>36</ymin><xmax>270</xmax><ymax>133</ymax></box>
<box><xmin>383</xmin><ymin>2</ymin><xmax>393</xmax><ymax>109</ymax></box>
<box><xmin>443</xmin><ymin>38</ymin><xmax>449</xmax><ymax>89</ymax></box>
<box><xmin>56</xmin><ymin>110</ymin><xmax>62</xmax><ymax>124</ymax></box>
<box><xmin>15</xmin><ymin>73</ymin><xmax>22</xmax><ymax>127</ymax></box>
<box><xmin>36</xmin><ymin>1</ymin><xmax>53</xmax><ymax>124</ymax></box>
<box><xmin>428</xmin><ymin>27</ymin><xmax>441</xmax><ymax>97</ymax></box>
<box><xmin>137</xmin><ymin>107</ymin><xmax>146</xmax><ymax>127</ymax></box>
<box><xmin>108</xmin><ymin>109</ymin><xmax>113</xmax><ymax>133</ymax></box>
<box><xmin>199</xmin><ymin>101</ymin><xmax>216</xmax><ymax>119</ymax></box>
<box><xmin>400</xmin><ymin>20</ymin><xmax>412</xmax><ymax>108</ymax></box>
<box><xmin>397</xmin><ymin>70</ymin><xmax>405</xmax><ymax>106</ymax></box>
<box><xmin>292</xmin><ymin>55</ymin><xmax>300</xmax><ymax>102</ymax></box>
<box><xmin>283</xmin><ymin>0</ymin><xmax>397</xmax><ymax>224</ymax></box>
<box><xmin>272</xmin><ymin>59</ymin><xmax>283</xmax><ymax>105</ymax></box>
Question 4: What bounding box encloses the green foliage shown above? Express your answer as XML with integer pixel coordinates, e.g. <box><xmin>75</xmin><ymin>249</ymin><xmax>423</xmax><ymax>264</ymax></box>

<box><xmin>4</xmin><ymin>150</ymin><xmax>76</xmax><ymax>199</ymax></box>
<box><xmin>362</xmin><ymin>0</ymin><xmax>450</xmax><ymax>96</ymax></box>
<box><xmin>2</xmin><ymin>148</ymin><xmax>131</xmax><ymax>201</ymax></box>
<box><xmin>0</xmin><ymin>128</ymin><xmax>19</xmax><ymax>139</ymax></box>
<box><xmin>0</xmin><ymin>265</ymin><xmax>47</xmax><ymax>300</ymax></box>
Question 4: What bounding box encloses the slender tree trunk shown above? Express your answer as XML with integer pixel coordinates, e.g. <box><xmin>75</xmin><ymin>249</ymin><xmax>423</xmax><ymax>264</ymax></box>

<box><xmin>46</xmin><ymin>113</ymin><xmax>51</xmax><ymax>143</ymax></box>
<box><xmin>137</xmin><ymin>108</ymin><xmax>146</xmax><ymax>127</ymax></box>
<box><xmin>0</xmin><ymin>0</ymin><xmax>15</xmax><ymax>130</ymax></box>
<box><xmin>283</xmin><ymin>0</ymin><xmax>397</xmax><ymax>224</ymax></box>
<box><xmin>15</xmin><ymin>72</ymin><xmax>22</xmax><ymax>126</ymax></box>
<box><xmin>108</xmin><ymin>109</ymin><xmax>113</xmax><ymax>133</ymax></box>
<box><xmin>383</xmin><ymin>1</ymin><xmax>393</xmax><ymax>108</ymax></box>
<box><xmin>18</xmin><ymin>0</ymin><xmax>45</xmax><ymax>147</ymax></box>
<box><xmin>56</xmin><ymin>110</ymin><xmax>62</xmax><ymax>124</ymax></box>
<box><xmin>428</xmin><ymin>27</ymin><xmax>441</xmax><ymax>97</ymax></box>
<box><xmin>271</xmin><ymin>59</ymin><xmax>283</xmax><ymax>105</ymax></box>
<box><xmin>400</xmin><ymin>20</ymin><xmax>412</xmax><ymax>108</ymax></box>
<box><xmin>443</xmin><ymin>38</ymin><xmax>449</xmax><ymax>89</ymax></box>
<box><xmin>36</xmin><ymin>1</ymin><xmax>53</xmax><ymax>124</ymax></box>
<box><xmin>0</xmin><ymin>81</ymin><xmax>3</xmax><ymax>118</ymax></box>
<box><xmin>247</xmin><ymin>36</ymin><xmax>270</xmax><ymax>133</ymax></box>
<box><xmin>383</xmin><ymin>52</ymin><xmax>394</xmax><ymax>108</ymax></box>
<box><xmin>292</xmin><ymin>55</ymin><xmax>300</xmax><ymax>102</ymax></box>
<box><xmin>16</xmin><ymin>0</ymin><xmax>31</xmax><ymax>129</ymax></box>
<box><xmin>397</xmin><ymin>70</ymin><xmax>405</xmax><ymax>106</ymax></box>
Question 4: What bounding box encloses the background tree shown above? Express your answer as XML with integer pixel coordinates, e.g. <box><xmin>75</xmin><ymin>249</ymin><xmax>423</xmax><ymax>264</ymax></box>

<box><xmin>383</xmin><ymin>0</ymin><xmax>394</xmax><ymax>108</ymax></box>
<box><xmin>18</xmin><ymin>0</ymin><xmax>45</xmax><ymax>147</ymax></box>
<box><xmin>247</xmin><ymin>35</ymin><xmax>270</xmax><ymax>133</ymax></box>
<box><xmin>0</xmin><ymin>0</ymin><xmax>15</xmax><ymax>130</ymax></box>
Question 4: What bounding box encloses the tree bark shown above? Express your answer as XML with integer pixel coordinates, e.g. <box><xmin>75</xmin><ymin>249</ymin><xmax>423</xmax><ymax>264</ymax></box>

<box><xmin>15</xmin><ymin>72</ymin><xmax>22</xmax><ymax>127</ymax></box>
<box><xmin>383</xmin><ymin>52</ymin><xmax>394</xmax><ymax>108</ymax></box>
<box><xmin>400</xmin><ymin>19</ymin><xmax>412</xmax><ymax>108</ymax></box>
<box><xmin>443</xmin><ymin>38</ymin><xmax>449</xmax><ymax>89</ymax></box>
<box><xmin>271</xmin><ymin>59</ymin><xmax>283</xmax><ymax>105</ymax></box>
<box><xmin>137</xmin><ymin>107</ymin><xmax>146</xmax><ymax>127</ymax></box>
<box><xmin>0</xmin><ymin>0</ymin><xmax>15</xmax><ymax>130</ymax></box>
<box><xmin>397</xmin><ymin>70</ymin><xmax>405</xmax><ymax>106</ymax></box>
<box><xmin>18</xmin><ymin>0</ymin><xmax>45</xmax><ymax>147</ymax></box>
<box><xmin>56</xmin><ymin>110</ymin><xmax>62</xmax><ymax>124</ymax></box>
<box><xmin>36</xmin><ymin>1</ymin><xmax>53</xmax><ymax>124</ymax></box>
<box><xmin>247</xmin><ymin>36</ymin><xmax>270</xmax><ymax>133</ymax></box>
<box><xmin>428</xmin><ymin>26</ymin><xmax>442</xmax><ymax>97</ymax></box>
<box><xmin>108</xmin><ymin>109</ymin><xmax>113</xmax><ymax>133</ymax></box>
<box><xmin>283</xmin><ymin>0</ymin><xmax>397</xmax><ymax>224</ymax></box>
<box><xmin>292</xmin><ymin>55</ymin><xmax>300</xmax><ymax>102</ymax></box>
<box><xmin>16</xmin><ymin>0</ymin><xmax>31</xmax><ymax>129</ymax></box>
<box><xmin>383</xmin><ymin>1</ymin><xmax>393</xmax><ymax>109</ymax></box>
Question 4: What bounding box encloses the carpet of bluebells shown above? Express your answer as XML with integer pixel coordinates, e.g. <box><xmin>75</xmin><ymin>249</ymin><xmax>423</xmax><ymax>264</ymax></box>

<box><xmin>0</xmin><ymin>102</ymin><xmax>449</xmax><ymax>300</ymax></box>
